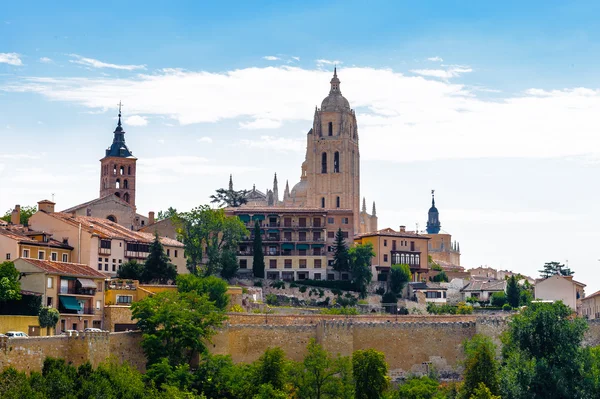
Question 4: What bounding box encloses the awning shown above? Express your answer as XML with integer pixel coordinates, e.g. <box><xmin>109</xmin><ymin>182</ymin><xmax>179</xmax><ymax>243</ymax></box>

<box><xmin>77</xmin><ymin>278</ymin><xmax>96</xmax><ymax>289</ymax></box>
<box><xmin>252</xmin><ymin>215</ymin><xmax>265</xmax><ymax>221</ymax></box>
<box><xmin>281</xmin><ymin>243</ymin><xmax>294</xmax><ymax>250</ymax></box>
<box><xmin>267</xmin><ymin>229</ymin><xmax>279</xmax><ymax>233</ymax></box>
<box><xmin>311</xmin><ymin>244</ymin><xmax>324</xmax><ymax>248</ymax></box>
<box><xmin>237</xmin><ymin>215</ymin><xmax>250</xmax><ymax>222</ymax></box>
<box><xmin>297</xmin><ymin>244</ymin><xmax>309</xmax><ymax>250</ymax></box>
<box><xmin>59</xmin><ymin>295</ymin><xmax>82</xmax><ymax>311</ymax></box>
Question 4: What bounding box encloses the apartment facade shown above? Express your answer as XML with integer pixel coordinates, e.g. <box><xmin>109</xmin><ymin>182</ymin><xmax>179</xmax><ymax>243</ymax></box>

<box><xmin>0</xmin><ymin>226</ymin><xmax>73</xmax><ymax>264</ymax></box>
<box><xmin>29</xmin><ymin>207</ymin><xmax>186</xmax><ymax>277</ymax></box>
<box><xmin>226</xmin><ymin>207</ymin><xmax>354</xmax><ymax>281</ymax></box>
<box><xmin>13</xmin><ymin>258</ymin><xmax>106</xmax><ymax>333</ymax></box>
<box><xmin>354</xmin><ymin>227</ymin><xmax>430</xmax><ymax>282</ymax></box>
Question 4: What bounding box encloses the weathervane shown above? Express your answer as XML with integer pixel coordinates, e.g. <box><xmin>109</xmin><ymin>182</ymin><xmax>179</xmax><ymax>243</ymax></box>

<box><xmin>117</xmin><ymin>101</ymin><xmax>123</xmax><ymax>115</ymax></box>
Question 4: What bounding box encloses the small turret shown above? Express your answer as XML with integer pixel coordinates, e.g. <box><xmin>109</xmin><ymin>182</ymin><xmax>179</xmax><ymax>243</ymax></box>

<box><xmin>372</xmin><ymin>201</ymin><xmax>376</xmax><ymax>216</ymax></box>
<box><xmin>362</xmin><ymin>197</ymin><xmax>367</xmax><ymax>213</ymax></box>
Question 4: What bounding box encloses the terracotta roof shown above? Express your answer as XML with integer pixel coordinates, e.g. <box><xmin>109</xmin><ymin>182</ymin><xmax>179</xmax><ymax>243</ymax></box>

<box><xmin>47</xmin><ymin>213</ymin><xmax>183</xmax><ymax>247</ymax></box>
<box><xmin>226</xmin><ymin>207</ymin><xmax>353</xmax><ymax>214</ymax></box>
<box><xmin>61</xmin><ymin>194</ymin><xmax>133</xmax><ymax>213</ymax></box>
<box><xmin>355</xmin><ymin>227</ymin><xmax>429</xmax><ymax>240</ymax></box>
<box><xmin>0</xmin><ymin>227</ymin><xmax>73</xmax><ymax>249</ymax></box>
<box><xmin>17</xmin><ymin>258</ymin><xmax>106</xmax><ymax>278</ymax></box>
<box><xmin>583</xmin><ymin>290</ymin><xmax>600</xmax><ymax>301</ymax></box>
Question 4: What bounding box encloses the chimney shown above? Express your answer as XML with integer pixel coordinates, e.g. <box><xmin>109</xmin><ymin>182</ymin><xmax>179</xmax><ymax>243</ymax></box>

<box><xmin>148</xmin><ymin>211</ymin><xmax>155</xmax><ymax>225</ymax></box>
<box><xmin>399</xmin><ymin>225</ymin><xmax>406</xmax><ymax>233</ymax></box>
<box><xmin>38</xmin><ymin>200</ymin><xmax>55</xmax><ymax>213</ymax></box>
<box><xmin>10</xmin><ymin>205</ymin><xmax>20</xmax><ymax>225</ymax></box>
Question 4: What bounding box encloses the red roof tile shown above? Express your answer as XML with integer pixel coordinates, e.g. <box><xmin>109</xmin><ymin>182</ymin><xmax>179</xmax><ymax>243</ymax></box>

<box><xmin>18</xmin><ymin>258</ymin><xmax>106</xmax><ymax>278</ymax></box>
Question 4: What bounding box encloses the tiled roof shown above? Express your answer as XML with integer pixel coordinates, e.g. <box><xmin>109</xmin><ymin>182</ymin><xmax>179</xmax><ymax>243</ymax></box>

<box><xmin>0</xmin><ymin>227</ymin><xmax>73</xmax><ymax>249</ymax></box>
<box><xmin>583</xmin><ymin>290</ymin><xmax>600</xmax><ymax>301</ymax></box>
<box><xmin>48</xmin><ymin>213</ymin><xmax>183</xmax><ymax>247</ymax></box>
<box><xmin>62</xmin><ymin>194</ymin><xmax>132</xmax><ymax>213</ymax></box>
<box><xmin>461</xmin><ymin>279</ymin><xmax>506</xmax><ymax>292</ymax></box>
<box><xmin>18</xmin><ymin>258</ymin><xmax>106</xmax><ymax>278</ymax></box>
<box><xmin>226</xmin><ymin>207</ymin><xmax>353</xmax><ymax>214</ymax></box>
<box><xmin>355</xmin><ymin>227</ymin><xmax>428</xmax><ymax>240</ymax></box>
<box><xmin>410</xmin><ymin>281</ymin><xmax>447</xmax><ymax>290</ymax></box>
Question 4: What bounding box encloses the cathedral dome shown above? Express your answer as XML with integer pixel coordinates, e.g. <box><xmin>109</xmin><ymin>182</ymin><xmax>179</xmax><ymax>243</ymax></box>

<box><xmin>320</xmin><ymin>67</ymin><xmax>350</xmax><ymax>112</ymax></box>
<box><xmin>290</xmin><ymin>180</ymin><xmax>307</xmax><ymax>199</ymax></box>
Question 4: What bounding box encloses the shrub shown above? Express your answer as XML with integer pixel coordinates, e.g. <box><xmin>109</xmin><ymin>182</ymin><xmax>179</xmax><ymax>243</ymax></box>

<box><xmin>502</xmin><ymin>303</ymin><xmax>512</xmax><ymax>311</ymax></box>
<box><xmin>318</xmin><ymin>289</ymin><xmax>325</xmax><ymax>297</ymax></box>
<box><xmin>466</xmin><ymin>296</ymin><xmax>479</xmax><ymax>304</ymax></box>
<box><xmin>457</xmin><ymin>302</ymin><xmax>474</xmax><ymax>314</ymax></box>
<box><xmin>398</xmin><ymin>306</ymin><xmax>409</xmax><ymax>315</ymax></box>
<box><xmin>270</xmin><ymin>281</ymin><xmax>285</xmax><ymax>289</ymax></box>
<box><xmin>490</xmin><ymin>292</ymin><xmax>507</xmax><ymax>307</ymax></box>
<box><xmin>381</xmin><ymin>292</ymin><xmax>397</xmax><ymax>304</ymax></box>
<box><xmin>375</xmin><ymin>287</ymin><xmax>385</xmax><ymax>296</ymax></box>
<box><xmin>299</xmin><ymin>285</ymin><xmax>307</xmax><ymax>293</ymax></box>
<box><xmin>289</xmin><ymin>282</ymin><xmax>298</xmax><ymax>288</ymax></box>
<box><xmin>321</xmin><ymin>307</ymin><xmax>358</xmax><ymax>315</ymax></box>
<box><xmin>229</xmin><ymin>304</ymin><xmax>245</xmax><ymax>313</ymax></box>
<box><xmin>265</xmin><ymin>294</ymin><xmax>278</xmax><ymax>305</ymax></box>
<box><xmin>293</xmin><ymin>279</ymin><xmax>358</xmax><ymax>292</ymax></box>
<box><xmin>254</xmin><ymin>281</ymin><xmax>263</xmax><ymax>287</ymax></box>
<box><xmin>331</xmin><ymin>288</ymin><xmax>343</xmax><ymax>296</ymax></box>
<box><xmin>336</xmin><ymin>295</ymin><xmax>358</xmax><ymax>307</ymax></box>
<box><xmin>242</xmin><ymin>287</ymin><xmax>248</xmax><ymax>294</ymax></box>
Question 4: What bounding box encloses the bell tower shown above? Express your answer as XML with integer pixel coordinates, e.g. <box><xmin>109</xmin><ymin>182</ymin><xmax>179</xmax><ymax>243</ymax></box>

<box><xmin>99</xmin><ymin>103</ymin><xmax>138</xmax><ymax>209</ymax></box>
<box><xmin>305</xmin><ymin>68</ymin><xmax>360</xmax><ymax>231</ymax></box>
<box><xmin>426</xmin><ymin>190</ymin><xmax>441</xmax><ymax>234</ymax></box>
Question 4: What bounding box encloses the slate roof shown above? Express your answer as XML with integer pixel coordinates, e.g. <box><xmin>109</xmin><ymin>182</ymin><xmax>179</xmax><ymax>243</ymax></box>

<box><xmin>17</xmin><ymin>258</ymin><xmax>106</xmax><ymax>278</ymax></box>
<box><xmin>47</xmin><ymin>213</ymin><xmax>183</xmax><ymax>247</ymax></box>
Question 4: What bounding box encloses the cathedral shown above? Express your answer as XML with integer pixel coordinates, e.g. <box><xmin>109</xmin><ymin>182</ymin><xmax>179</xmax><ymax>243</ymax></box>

<box><xmin>236</xmin><ymin>68</ymin><xmax>378</xmax><ymax>236</ymax></box>
<box><xmin>423</xmin><ymin>191</ymin><xmax>462</xmax><ymax>270</ymax></box>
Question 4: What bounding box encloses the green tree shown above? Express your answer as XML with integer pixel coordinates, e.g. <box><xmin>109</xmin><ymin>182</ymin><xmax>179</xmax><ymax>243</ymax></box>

<box><xmin>254</xmin><ymin>347</ymin><xmax>288</xmax><ymax>391</ymax></box>
<box><xmin>490</xmin><ymin>292</ymin><xmax>506</xmax><ymax>307</ymax></box>
<box><xmin>193</xmin><ymin>354</ymin><xmax>236</xmax><ymax>398</ymax></box>
<box><xmin>0</xmin><ymin>367</ymin><xmax>39</xmax><ymax>399</ymax></box>
<box><xmin>349</xmin><ymin>243</ymin><xmax>375</xmax><ymax>298</ymax></box>
<box><xmin>210</xmin><ymin>175</ymin><xmax>249</xmax><ymax>208</ymax></box>
<box><xmin>506</xmin><ymin>275</ymin><xmax>520</xmax><ymax>308</ymax></box>
<box><xmin>389</xmin><ymin>264</ymin><xmax>411</xmax><ymax>295</ymax></box>
<box><xmin>352</xmin><ymin>349</ymin><xmax>389</xmax><ymax>399</ymax></box>
<box><xmin>156</xmin><ymin>207</ymin><xmax>178</xmax><ymax>221</ymax></box>
<box><xmin>430</xmin><ymin>270</ymin><xmax>448</xmax><ymax>283</ymax></box>
<box><xmin>38</xmin><ymin>307</ymin><xmax>59</xmax><ymax>335</ymax></box>
<box><xmin>142</xmin><ymin>233</ymin><xmax>178</xmax><ymax>284</ymax></box>
<box><xmin>220</xmin><ymin>249</ymin><xmax>239</xmax><ymax>280</ymax></box>
<box><xmin>131</xmin><ymin>289</ymin><xmax>227</xmax><ymax>367</ymax></box>
<box><xmin>253</xmin><ymin>383</ymin><xmax>288</xmax><ymax>399</ymax></box>
<box><xmin>470</xmin><ymin>383</ymin><xmax>501</xmax><ymax>399</ymax></box>
<box><xmin>1</xmin><ymin>205</ymin><xmax>37</xmax><ymax>226</ymax></box>
<box><xmin>294</xmin><ymin>339</ymin><xmax>344</xmax><ymax>399</ymax></box>
<box><xmin>396</xmin><ymin>376</ymin><xmax>441</xmax><ymax>399</ymax></box>
<box><xmin>538</xmin><ymin>261</ymin><xmax>573</xmax><ymax>278</ymax></box>
<box><xmin>116</xmin><ymin>259</ymin><xmax>144</xmax><ymax>280</ymax></box>
<box><xmin>500</xmin><ymin>301</ymin><xmax>589</xmax><ymax>399</ymax></box>
<box><xmin>175</xmin><ymin>205</ymin><xmax>248</xmax><ymax>276</ymax></box>
<box><xmin>428</xmin><ymin>255</ymin><xmax>443</xmax><ymax>271</ymax></box>
<box><xmin>253</xmin><ymin>221</ymin><xmax>265</xmax><ymax>278</ymax></box>
<box><xmin>333</xmin><ymin>228</ymin><xmax>350</xmax><ymax>273</ymax></box>
<box><xmin>0</xmin><ymin>261</ymin><xmax>21</xmax><ymax>303</ymax></box>
<box><xmin>176</xmin><ymin>274</ymin><xmax>229</xmax><ymax>311</ymax></box>
<box><xmin>461</xmin><ymin>335</ymin><xmax>500</xmax><ymax>399</ymax></box>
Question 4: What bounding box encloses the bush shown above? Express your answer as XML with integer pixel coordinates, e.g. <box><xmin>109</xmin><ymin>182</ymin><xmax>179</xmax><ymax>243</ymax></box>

<box><xmin>466</xmin><ymin>296</ymin><xmax>479</xmax><ymax>304</ymax></box>
<box><xmin>336</xmin><ymin>295</ymin><xmax>358</xmax><ymax>307</ymax></box>
<box><xmin>320</xmin><ymin>307</ymin><xmax>358</xmax><ymax>315</ymax></box>
<box><xmin>294</xmin><ymin>279</ymin><xmax>358</xmax><ymax>292</ymax></box>
<box><xmin>490</xmin><ymin>292</ymin><xmax>507</xmax><ymax>307</ymax></box>
<box><xmin>398</xmin><ymin>306</ymin><xmax>409</xmax><ymax>315</ymax></box>
<box><xmin>229</xmin><ymin>304</ymin><xmax>245</xmax><ymax>313</ymax></box>
<box><xmin>254</xmin><ymin>281</ymin><xmax>263</xmax><ymax>287</ymax></box>
<box><xmin>381</xmin><ymin>292</ymin><xmax>397</xmax><ymax>304</ymax></box>
<box><xmin>331</xmin><ymin>288</ymin><xmax>343</xmax><ymax>296</ymax></box>
<box><xmin>289</xmin><ymin>282</ymin><xmax>298</xmax><ymax>288</ymax></box>
<box><xmin>375</xmin><ymin>287</ymin><xmax>385</xmax><ymax>296</ymax></box>
<box><xmin>270</xmin><ymin>281</ymin><xmax>285</xmax><ymax>289</ymax></box>
<box><xmin>299</xmin><ymin>285</ymin><xmax>307</xmax><ymax>293</ymax></box>
<box><xmin>265</xmin><ymin>294</ymin><xmax>278</xmax><ymax>305</ymax></box>
<box><xmin>457</xmin><ymin>302</ymin><xmax>474</xmax><ymax>314</ymax></box>
<box><xmin>502</xmin><ymin>303</ymin><xmax>512</xmax><ymax>311</ymax></box>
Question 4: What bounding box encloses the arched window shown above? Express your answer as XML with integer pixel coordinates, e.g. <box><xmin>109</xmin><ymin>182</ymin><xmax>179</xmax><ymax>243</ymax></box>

<box><xmin>113</xmin><ymin>165</ymin><xmax>117</xmax><ymax>175</ymax></box>
<box><xmin>334</xmin><ymin>152</ymin><xmax>340</xmax><ymax>173</ymax></box>
<box><xmin>123</xmin><ymin>179</ymin><xmax>128</xmax><ymax>189</ymax></box>
<box><xmin>107</xmin><ymin>215</ymin><xmax>117</xmax><ymax>222</ymax></box>
<box><xmin>128</xmin><ymin>166</ymin><xmax>131</xmax><ymax>175</ymax></box>
<box><xmin>321</xmin><ymin>152</ymin><xmax>327</xmax><ymax>174</ymax></box>
<box><xmin>116</xmin><ymin>179</ymin><xmax>120</xmax><ymax>189</ymax></box>
<box><xmin>123</xmin><ymin>193</ymin><xmax>130</xmax><ymax>203</ymax></box>
<box><xmin>328</xmin><ymin>122</ymin><xmax>333</xmax><ymax>136</ymax></box>
<box><xmin>321</xmin><ymin>197</ymin><xmax>325</xmax><ymax>208</ymax></box>
<box><xmin>336</xmin><ymin>196</ymin><xmax>340</xmax><ymax>208</ymax></box>
<box><xmin>120</xmin><ymin>166</ymin><xmax>124</xmax><ymax>175</ymax></box>
<box><xmin>115</xmin><ymin>192</ymin><xmax>121</xmax><ymax>198</ymax></box>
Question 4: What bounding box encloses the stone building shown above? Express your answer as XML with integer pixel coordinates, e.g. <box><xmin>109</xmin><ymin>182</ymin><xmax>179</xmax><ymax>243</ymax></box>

<box><xmin>422</xmin><ymin>191</ymin><xmax>462</xmax><ymax>271</ymax></box>
<box><xmin>226</xmin><ymin>207</ymin><xmax>354</xmax><ymax>281</ymax></box>
<box><xmin>534</xmin><ymin>275</ymin><xmax>586</xmax><ymax>312</ymax></box>
<box><xmin>13</xmin><ymin>258</ymin><xmax>106</xmax><ymax>333</ymax></box>
<box><xmin>59</xmin><ymin>107</ymin><xmax>149</xmax><ymax>230</ymax></box>
<box><xmin>235</xmin><ymin>69</ymin><xmax>377</xmax><ymax>237</ymax></box>
<box><xmin>354</xmin><ymin>227</ymin><xmax>430</xmax><ymax>282</ymax></box>
<box><xmin>580</xmin><ymin>290</ymin><xmax>600</xmax><ymax>319</ymax></box>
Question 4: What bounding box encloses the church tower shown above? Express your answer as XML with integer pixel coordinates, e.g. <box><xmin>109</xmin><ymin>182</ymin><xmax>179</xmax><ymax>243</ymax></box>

<box><xmin>305</xmin><ymin>68</ymin><xmax>360</xmax><ymax>231</ymax></box>
<box><xmin>99</xmin><ymin>105</ymin><xmax>138</xmax><ymax>209</ymax></box>
<box><xmin>426</xmin><ymin>190</ymin><xmax>441</xmax><ymax>234</ymax></box>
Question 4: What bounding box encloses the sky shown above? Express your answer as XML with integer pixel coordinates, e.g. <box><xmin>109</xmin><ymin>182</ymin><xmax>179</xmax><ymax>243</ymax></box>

<box><xmin>1</xmin><ymin>1</ymin><xmax>600</xmax><ymax>292</ymax></box>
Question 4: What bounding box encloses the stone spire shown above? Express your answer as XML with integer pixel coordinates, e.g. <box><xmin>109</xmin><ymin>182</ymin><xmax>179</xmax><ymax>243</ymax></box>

<box><xmin>362</xmin><ymin>197</ymin><xmax>367</xmax><ymax>213</ymax></box>
<box><xmin>372</xmin><ymin>201</ymin><xmax>376</xmax><ymax>216</ymax></box>
<box><xmin>426</xmin><ymin>190</ymin><xmax>441</xmax><ymax>234</ymax></box>
<box><xmin>330</xmin><ymin>66</ymin><xmax>341</xmax><ymax>94</ymax></box>
<box><xmin>105</xmin><ymin>102</ymin><xmax>133</xmax><ymax>158</ymax></box>
<box><xmin>284</xmin><ymin>180</ymin><xmax>290</xmax><ymax>200</ymax></box>
<box><xmin>228</xmin><ymin>174</ymin><xmax>233</xmax><ymax>191</ymax></box>
<box><xmin>457</xmin><ymin>242</ymin><xmax>460</xmax><ymax>253</ymax></box>
<box><xmin>273</xmin><ymin>173</ymin><xmax>279</xmax><ymax>204</ymax></box>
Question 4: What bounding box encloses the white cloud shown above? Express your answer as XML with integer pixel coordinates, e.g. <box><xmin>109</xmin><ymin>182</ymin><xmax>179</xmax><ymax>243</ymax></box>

<box><xmin>197</xmin><ymin>137</ymin><xmax>213</xmax><ymax>143</ymax></box>
<box><xmin>39</xmin><ymin>57</ymin><xmax>52</xmax><ymax>63</ymax></box>
<box><xmin>68</xmin><ymin>54</ymin><xmax>146</xmax><ymax>71</ymax></box>
<box><xmin>427</xmin><ymin>56</ymin><xmax>443</xmax><ymax>62</ymax></box>
<box><xmin>263</xmin><ymin>56</ymin><xmax>280</xmax><ymax>61</ymax></box>
<box><xmin>316</xmin><ymin>59</ymin><xmax>342</xmax><ymax>67</ymax></box>
<box><xmin>157</xmin><ymin>139</ymin><xmax>165</xmax><ymax>144</ymax></box>
<box><xmin>0</xmin><ymin>154</ymin><xmax>41</xmax><ymax>160</ymax></box>
<box><xmin>0</xmin><ymin>53</ymin><xmax>23</xmax><ymax>66</ymax></box>
<box><xmin>292</xmin><ymin>56</ymin><xmax>300</xmax><ymax>61</ymax></box>
<box><xmin>5</xmin><ymin>64</ymin><xmax>600</xmax><ymax>163</ymax></box>
<box><xmin>410</xmin><ymin>66</ymin><xmax>473</xmax><ymax>79</ymax></box>
<box><xmin>239</xmin><ymin>118</ymin><xmax>282</xmax><ymax>130</ymax></box>
<box><xmin>237</xmin><ymin>136</ymin><xmax>305</xmax><ymax>153</ymax></box>
<box><xmin>124</xmin><ymin>115</ymin><xmax>148</xmax><ymax>126</ymax></box>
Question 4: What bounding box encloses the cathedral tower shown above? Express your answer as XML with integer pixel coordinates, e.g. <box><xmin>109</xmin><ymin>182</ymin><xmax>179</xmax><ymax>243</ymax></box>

<box><xmin>99</xmin><ymin>105</ymin><xmax>138</xmax><ymax>209</ymax></box>
<box><xmin>305</xmin><ymin>68</ymin><xmax>361</xmax><ymax>231</ymax></box>
<box><xmin>426</xmin><ymin>190</ymin><xmax>441</xmax><ymax>234</ymax></box>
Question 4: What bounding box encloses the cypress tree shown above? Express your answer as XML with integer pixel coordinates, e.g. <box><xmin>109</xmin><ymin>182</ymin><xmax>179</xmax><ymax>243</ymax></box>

<box><xmin>142</xmin><ymin>233</ymin><xmax>177</xmax><ymax>284</ymax></box>
<box><xmin>332</xmin><ymin>228</ymin><xmax>350</xmax><ymax>273</ymax></box>
<box><xmin>252</xmin><ymin>221</ymin><xmax>265</xmax><ymax>278</ymax></box>
<box><xmin>506</xmin><ymin>275</ymin><xmax>521</xmax><ymax>308</ymax></box>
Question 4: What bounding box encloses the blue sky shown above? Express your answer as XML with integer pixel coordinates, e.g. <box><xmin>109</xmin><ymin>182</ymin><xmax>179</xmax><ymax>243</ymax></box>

<box><xmin>2</xmin><ymin>1</ymin><xmax>600</xmax><ymax>292</ymax></box>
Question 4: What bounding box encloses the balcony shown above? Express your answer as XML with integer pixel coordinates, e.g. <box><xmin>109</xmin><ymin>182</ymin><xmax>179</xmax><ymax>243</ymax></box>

<box><xmin>59</xmin><ymin>307</ymin><xmax>98</xmax><ymax>316</ymax></box>
<box><xmin>98</xmin><ymin>247</ymin><xmax>111</xmax><ymax>255</ymax></box>
<box><xmin>59</xmin><ymin>287</ymin><xmax>97</xmax><ymax>296</ymax></box>
<box><xmin>125</xmin><ymin>250</ymin><xmax>149</xmax><ymax>259</ymax></box>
